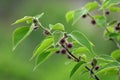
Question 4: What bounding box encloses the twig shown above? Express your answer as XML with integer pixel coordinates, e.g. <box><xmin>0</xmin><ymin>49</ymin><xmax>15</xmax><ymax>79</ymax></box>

<box><xmin>61</xmin><ymin>44</ymin><xmax>80</xmax><ymax>62</ymax></box>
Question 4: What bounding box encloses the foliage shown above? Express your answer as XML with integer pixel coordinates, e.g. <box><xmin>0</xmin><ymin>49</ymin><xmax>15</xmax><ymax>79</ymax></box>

<box><xmin>12</xmin><ymin>0</ymin><xmax>120</xmax><ymax>80</ymax></box>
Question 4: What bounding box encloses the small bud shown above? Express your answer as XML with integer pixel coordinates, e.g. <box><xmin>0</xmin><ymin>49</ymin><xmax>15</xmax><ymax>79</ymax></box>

<box><xmin>61</xmin><ymin>48</ymin><xmax>66</xmax><ymax>54</ymax></box>
<box><xmin>66</xmin><ymin>42</ymin><xmax>73</xmax><ymax>48</ymax></box>
<box><xmin>43</xmin><ymin>29</ymin><xmax>50</xmax><ymax>35</ymax></box>
<box><xmin>82</xmin><ymin>14</ymin><xmax>87</xmax><ymax>18</ymax></box>
<box><xmin>33</xmin><ymin>19</ymin><xmax>38</xmax><ymax>23</ymax></box>
<box><xmin>95</xmin><ymin>66</ymin><xmax>99</xmax><ymax>70</ymax></box>
<box><xmin>91</xmin><ymin>62</ymin><xmax>94</xmax><ymax>66</ymax></box>
<box><xmin>55</xmin><ymin>50</ymin><xmax>60</xmax><ymax>54</ymax></box>
<box><xmin>105</xmin><ymin>11</ymin><xmax>110</xmax><ymax>15</ymax></box>
<box><xmin>59</xmin><ymin>38</ymin><xmax>66</xmax><ymax>45</ymax></box>
<box><xmin>91</xmin><ymin>20</ymin><xmax>96</xmax><ymax>25</ymax></box>
<box><xmin>91</xmin><ymin>58</ymin><xmax>97</xmax><ymax>67</ymax></box>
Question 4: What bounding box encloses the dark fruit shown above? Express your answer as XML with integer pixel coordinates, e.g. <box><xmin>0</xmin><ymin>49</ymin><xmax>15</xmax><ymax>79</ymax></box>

<box><xmin>91</xmin><ymin>58</ymin><xmax>97</xmax><ymax>67</ymax></box>
<box><xmin>61</xmin><ymin>48</ymin><xmax>66</xmax><ymax>54</ymax></box>
<box><xmin>115</xmin><ymin>26</ymin><xmax>120</xmax><ymax>30</ymax></box>
<box><xmin>59</xmin><ymin>38</ymin><xmax>66</xmax><ymax>44</ymax></box>
<box><xmin>95</xmin><ymin>66</ymin><xmax>99</xmax><ymax>70</ymax></box>
<box><xmin>105</xmin><ymin>11</ymin><xmax>110</xmax><ymax>15</ymax></box>
<box><xmin>66</xmin><ymin>42</ymin><xmax>73</xmax><ymax>48</ymax></box>
<box><xmin>91</xmin><ymin>20</ymin><xmax>96</xmax><ymax>25</ymax></box>
<box><xmin>82</xmin><ymin>14</ymin><xmax>87</xmax><ymax>18</ymax></box>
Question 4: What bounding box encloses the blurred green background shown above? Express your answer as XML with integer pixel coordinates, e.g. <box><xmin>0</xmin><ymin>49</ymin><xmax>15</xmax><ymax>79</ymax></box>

<box><xmin>0</xmin><ymin>0</ymin><xmax>118</xmax><ymax>80</ymax></box>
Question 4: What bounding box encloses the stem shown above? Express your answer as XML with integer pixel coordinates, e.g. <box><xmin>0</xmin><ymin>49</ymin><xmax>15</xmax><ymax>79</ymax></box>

<box><xmin>88</xmin><ymin>12</ymin><xmax>120</xmax><ymax>49</ymax></box>
<box><xmin>118</xmin><ymin>67</ymin><xmax>120</xmax><ymax>80</ymax></box>
<box><xmin>37</xmin><ymin>21</ymin><xmax>46</xmax><ymax>30</ymax></box>
<box><xmin>85</xmin><ymin>66</ymin><xmax>100</xmax><ymax>80</ymax></box>
<box><xmin>61</xmin><ymin>44</ymin><xmax>80</xmax><ymax>62</ymax></box>
<box><xmin>109</xmin><ymin>38</ymin><xmax>120</xmax><ymax>49</ymax></box>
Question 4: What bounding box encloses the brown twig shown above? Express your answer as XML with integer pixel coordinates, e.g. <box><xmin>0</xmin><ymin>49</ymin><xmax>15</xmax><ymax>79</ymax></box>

<box><xmin>61</xmin><ymin>44</ymin><xmax>80</xmax><ymax>62</ymax></box>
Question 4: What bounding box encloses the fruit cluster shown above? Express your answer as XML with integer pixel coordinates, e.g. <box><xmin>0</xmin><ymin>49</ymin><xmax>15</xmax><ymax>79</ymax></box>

<box><xmin>85</xmin><ymin>58</ymin><xmax>100</xmax><ymax>80</ymax></box>
<box><xmin>55</xmin><ymin>33</ymin><xmax>80</xmax><ymax>62</ymax></box>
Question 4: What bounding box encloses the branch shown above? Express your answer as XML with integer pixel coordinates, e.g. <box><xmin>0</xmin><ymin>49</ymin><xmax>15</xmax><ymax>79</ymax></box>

<box><xmin>61</xmin><ymin>44</ymin><xmax>80</xmax><ymax>62</ymax></box>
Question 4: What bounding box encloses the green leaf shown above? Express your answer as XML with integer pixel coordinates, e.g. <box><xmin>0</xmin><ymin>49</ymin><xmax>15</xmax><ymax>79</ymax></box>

<box><xmin>73</xmin><ymin>47</ymin><xmax>89</xmax><ymax>54</ymax></box>
<box><xmin>70</xmin><ymin>61</ymin><xmax>86</xmax><ymax>78</ymax></box>
<box><xmin>72</xmin><ymin>1</ymin><xmax>99</xmax><ymax>25</ymax></box>
<box><xmin>12</xmin><ymin>25</ymin><xmax>34</xmax><ymax>51</ymax></box>
<box><xmin>53</xmin><ymin>31</ymin><xmax>63</xmax><ymax>46</ymax></box>
<box><xmin>97</xmin><ymin>67</ymin><xmax>118</xmax><ymax>76</ymax></box>
<box><xmin>34</xmin><ymin>48</ymin><xmax>58</xmax><ymax>70</ymax></box>
<box><xmin>73</xmin><ymin>9</ymin><xmax>88</xmax><ymax>25</ymax></box>
<box><xmin>34</xmin><ymin>12</ymin><xmax>44</xmax><ymax>19</ymax></box>
<box><xmin>108</xmin><ymin>20</ymin><xmax>117</xmax><ymax>26</ymax></box>
<box><xmin>66</xmin><ymin>11</ymin><xmax>75</xmax><ymax>22</ymax></box>
<box><xmin>109</xmin><ymin>33</ymin><xmax>119</xmax><ymax>37</ymax></box>
<box><xmin>50</xmin><ymin>23</ymin><xmax>64</xmax><ymax>31</ymax></box>
<box><xmin>109</xmin><ymin>6</ymin><xmax>120</xmax><ymax>12</ymax></box>
<box><xmin>84</xmin><ymin>1</ymin><xmax>99</xmax><ymax>11</ymax></box>
<box><xmin>12</xmin><ymin>16</ymin><xmax>33</xmax><ymax>25</ymax></box>
<box><xmin>70</xmin><ymin>31</ymin><xmax>94</xmax><ymax>53</ymax></box>
<box><xmin>111</xmin><ymin>50</ymin><xmax>120</xmax><ymax>62</ymax></box>
<box><xmin>94</xmin><ymin>15</ymin><xmax>106</xmax><ymax>27</ymax></box>
<box><xmin>30</xmin><ymin>37</ymin><xmax>54</xmax><ymax>60</ymax></box>
<box><xmin>97</xmin><ymin>62</ymin><xmax>120</xmax><ymax>75</ymax></box>
<box><xmin>102</xmin><ymin>0</ymin><xmax>120</xmax><ymax>9</ymax></box>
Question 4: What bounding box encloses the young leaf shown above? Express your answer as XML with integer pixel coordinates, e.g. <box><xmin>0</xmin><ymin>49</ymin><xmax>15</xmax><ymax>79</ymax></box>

<box><xmin>111</xmin><ymin>50</ymin><xmax>120</xmax><ymax>62</ymax></box>
<box><xmin>34</xmin><ymin>12</ymin><xmax>44</xmax><ymax>19</ymax></box>
<box><xmin>108</xmin><ymin>20</ymin><xmax>117</xmax><ymax>26</ymax></box>
<box><xmin>34</xmin><ymin>48</ymin><xmax>58</xmax><ymax>70</ymax></box>
<box><xmin>30</xmin><ymin>37</ymin><xmax>54</xmax><ymax>60</ymax></box>
<box><xmin>97</xmin><ymin>67</ymin><xmax>118</xmax><ymax>76</ymax></box>
<box><xmin>97</xmin><ymin>61</ymin><xmax>120</xmax><ymax>74</ymax></box>
<box><xmin>73</xmin><ymin>47</ymin><xmax>89</xmax><ymax>54</ymax></box>
<box><xmin>94</xmin><ymin>15</ymin><xmax>106</xmax><ymax>27</ymax></box>
<box><xmin>73</xmin><ymin>9</ymin><xmax>88</xmax><ymax>25</ymax></box>
<box><xmin>72</xmin><ymin>1</ymin><xmax>99</xmax><ymax>25</ymax></box>
<box><xmin>84</xmin><ymin>1</ymin><xmax>99</xmax><ymax>11</ymax></box>
<box><xmin>12</xmin><ymin>16</ymin><xmax>33</xmax><ymax>25</ymax></box>
<box><xmin>12</xmin><ymin>25</ymin><xmax>34</xmax><ymax>51</ymax></box>
<box><xmin>50</xmin><ymin>23</ymin><xmax>65</xmax><ymax>31</ymax></box>
<box><xmin>109</xmin><ymin>6</ymin><xmax>120</xmax><ymax>12</ymax></box>
<box><xmin>53</xmin><ymin>31</ymin><xmax>63</xmax><ymax>46</ymax></box>
<box><xmin>70</xmin><ymin>31</ymin><xmax>94</xmax><ymax>53</ymax></box>
<box><xmin>70</xmin><ymin>61</ymin><xmax>86</xmax><ymax>78</ymax></box>
<box><xmin>102</xmin><ymin>0</ymin><xmax>120</xmax><ymax>9</ymax></box>
<box><xmin>65</xmin><ymin>11</ymin><xmax>75</xmax><ymax>22</ymax></box>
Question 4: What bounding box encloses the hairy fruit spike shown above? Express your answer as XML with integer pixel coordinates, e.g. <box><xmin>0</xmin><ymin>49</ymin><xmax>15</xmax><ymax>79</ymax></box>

<box><xmin>61</xmin><ymin>48</ymin><xmax>66</xmax><ymax>54</ymax></box>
